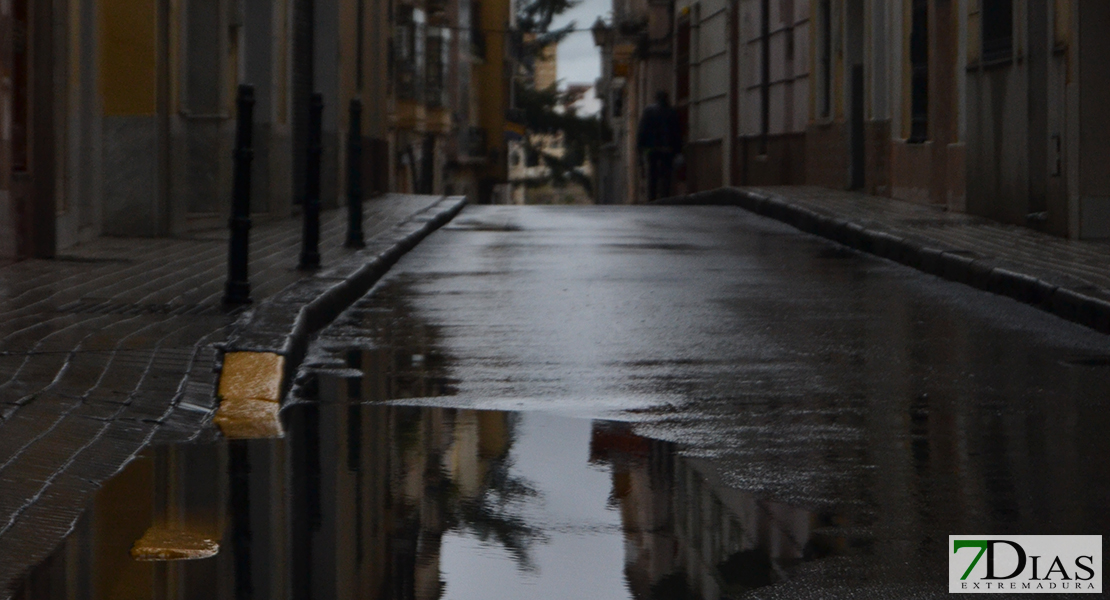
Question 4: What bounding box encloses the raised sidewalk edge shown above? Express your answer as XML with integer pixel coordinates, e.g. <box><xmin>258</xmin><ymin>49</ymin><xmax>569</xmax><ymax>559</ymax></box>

<box><xmin>657</xmin><ymin>187</ymin><xmax>1110</xmax><ymax>335</ymax></box>
<box><xmin>219</xmin><ymin>195</ymin><xmax>467</xmax><ymax>397</ymax></box>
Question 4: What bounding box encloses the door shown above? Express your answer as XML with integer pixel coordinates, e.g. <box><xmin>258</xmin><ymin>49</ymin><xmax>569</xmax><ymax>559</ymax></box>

<box><xmin>846</xmin><ymin>0</ymin><xmax>865</xmax><ymax>190</ymax></box>
<box><xmin>1044</xmin><ymin>1</ymin><xmax>1069</xmax><ymax>236</ymax></box>
<box><xmin>1026</xmin><ymin>0</ymin><xmax>1049</xmax><ymax>223</ymax></box>
<box><xmin>12</xmin><ymin>0</ymin><xmax>55</xmax><ymax>258</ymax></box>
<box><xmin>12</xmin><ymin>0</ymin><xmax>31</xmax><ymax>257</ymax></box>
<box><xmin>292</xmin><ymin>0</ymin><xmax>315</xmax><ymax>207</ymax></box>
<box><xmin>850</xmin><ymin>65</ymin><xmax>865</xmax><ymax>190</ymax></box>
<box><xmin>674</xmin><ymin>17</ymin><xmax>690</xmax><ymax>192</ymax></box>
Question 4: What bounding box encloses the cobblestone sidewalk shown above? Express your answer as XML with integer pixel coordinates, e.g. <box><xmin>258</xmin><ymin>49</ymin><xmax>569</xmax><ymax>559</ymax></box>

<box><xmin>0</xmin><ymin>193</ymin><xmax>452</xmax><ymax>591</ymax></box>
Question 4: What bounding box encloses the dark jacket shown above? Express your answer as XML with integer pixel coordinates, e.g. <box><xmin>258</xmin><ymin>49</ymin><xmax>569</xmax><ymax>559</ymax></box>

<box><xmin>637</xmin><ymin>103</ymin><xmax>682</xmax><ymax>154</ymax></box>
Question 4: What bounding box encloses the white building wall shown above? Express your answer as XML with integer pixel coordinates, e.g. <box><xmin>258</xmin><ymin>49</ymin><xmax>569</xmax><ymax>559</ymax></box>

<box><xmin>682</xmin><ymin>0</ymin><xmax>730</xmax><ymax>144</ymax></box>
<box><xmin>738</xmin><ymin>0</ymin><xmax>809</xmax><ymax>138</ymax></box>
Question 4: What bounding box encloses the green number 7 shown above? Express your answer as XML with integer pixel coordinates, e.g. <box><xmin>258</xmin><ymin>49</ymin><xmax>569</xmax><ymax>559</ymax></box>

<box><xmin>953</xmin><ymin>540</ymin><xmax>988</xmax><ymax>580</ymax></box>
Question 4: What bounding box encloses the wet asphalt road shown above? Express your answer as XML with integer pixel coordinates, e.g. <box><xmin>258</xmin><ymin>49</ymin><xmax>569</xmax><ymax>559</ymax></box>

<box><xmin>308</xmin><ymin>205</ymin><xmax>1110</xmax><ymax>598</ymax></box>
<box><xmin>11</xmin><ymin>204</ymin><xmax>1110</xmax><ymax>599</ymax></box>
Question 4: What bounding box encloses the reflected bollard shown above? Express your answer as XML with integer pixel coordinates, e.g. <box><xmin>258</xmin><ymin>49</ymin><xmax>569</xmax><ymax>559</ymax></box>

<box><xmin>300</xmin><ymin>93</ymin><xmax>323</xmax><ymax>270</ymax></box>
<box><xmin>228</xmin><ymin>440</ymin><xmax>253</xmax><ymax>598</ymax></box>
<box><xmin>345</xmin><ymin>99</ymin><xmax>365</xmax><ymax>249</ymax></box>
<box><xmin>224</xmin><ymin>84</ymin><xmax>255</xmax><ymax>305</ymax></box>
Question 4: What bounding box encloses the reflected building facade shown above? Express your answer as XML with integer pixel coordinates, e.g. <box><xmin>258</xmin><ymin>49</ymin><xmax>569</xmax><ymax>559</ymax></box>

<box><xmin>10</xmin><ymin>407</ymin><xmax>518</xmax><ymax>600</ymax></box>
<box><xmin>590</xmin><ymin>422</ymin><xmax>841</xmax><ymax>599</ymax></box>
<box><xmin>7</xmin><ymin>293</ymin><xmax>517</xmax><ymax>600</ymax></box>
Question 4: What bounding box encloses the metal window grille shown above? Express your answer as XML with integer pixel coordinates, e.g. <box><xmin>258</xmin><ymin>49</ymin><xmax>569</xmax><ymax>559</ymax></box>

<box><xmin>818</xmin><ymin>0</ymin><xmax>831</xmax><ymax>119</ymax></box>
<box><xmin>982</xmin><ymin>0</ymin><xmax>1013</xmax><ymax>62</ymax></box>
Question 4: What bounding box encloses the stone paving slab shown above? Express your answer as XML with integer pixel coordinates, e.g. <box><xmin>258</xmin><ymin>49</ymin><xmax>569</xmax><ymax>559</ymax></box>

<box><xmin>662</xmin><ymin>186</ymin><xmax>1110</xmax><ymax>335</ymax></box>
<box><xmin>0</xmin><ymin>193</ymin><xmax>461</xmax><ymax>594</ymax></box>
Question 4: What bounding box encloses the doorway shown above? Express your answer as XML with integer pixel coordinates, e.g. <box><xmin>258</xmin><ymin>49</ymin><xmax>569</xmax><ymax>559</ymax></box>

<box><xmin>12</xmin><ymin>0</ymin><xmax>31</xmax><ymax>257</ymax></box>
<box><xmin>12</xmin><ymin>0</ymin><xmax>56</xmax><ymax>258</ymax></box>
<box><xmin>850</xmin><ymin>65</ymin><xmax>865</xmax><ymax>190</ymax></box>
<box><xmin>846</xmin><ymin>0</ymin><xmax>865</xmax><ymax>190</ymax></box>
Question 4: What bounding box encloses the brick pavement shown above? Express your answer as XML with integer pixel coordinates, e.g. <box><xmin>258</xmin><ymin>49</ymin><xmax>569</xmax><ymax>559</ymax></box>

<box><xmin>665</xmin><ymin>186</ymin><xmax>1110</xmax><ymax>334</ymax></box>
<box><xmin>0</xmin><ymin>193</ymin><xmax>451</xmax><ymax>591</ymax></box>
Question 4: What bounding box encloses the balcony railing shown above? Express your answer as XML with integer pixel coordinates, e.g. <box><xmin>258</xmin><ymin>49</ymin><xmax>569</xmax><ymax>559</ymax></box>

<box><xmin>426</xmin><ymin>28</ymin><xmax>449</xmax><ymax>108</ymax></box>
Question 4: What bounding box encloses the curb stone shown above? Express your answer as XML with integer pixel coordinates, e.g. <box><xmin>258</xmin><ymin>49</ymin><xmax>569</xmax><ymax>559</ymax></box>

<box><xmin>656</xmin><ymin>187</ymin><xmax>1110</xmax><ymax>336</ymax></box>
<box><xmin>217</xmin><ymin>195</ymin><xmax>467</xmax><ymax>402</ymax></box>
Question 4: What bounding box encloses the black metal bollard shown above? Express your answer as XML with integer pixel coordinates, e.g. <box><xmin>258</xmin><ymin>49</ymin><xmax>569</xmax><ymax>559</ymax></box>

<box><xmin>345</xmin><ymin>99</ymin><xmax>365</xmax><ymax>248</ymax></box>
<box><xmin>224</xmin><ymin>84</ymin><xmax>255</xmax><ymax>305</ymax></box>
<box><xmin>300</xmin><ymin>93</ymin><xmax>323</xmax><ymax>270</ymax></box>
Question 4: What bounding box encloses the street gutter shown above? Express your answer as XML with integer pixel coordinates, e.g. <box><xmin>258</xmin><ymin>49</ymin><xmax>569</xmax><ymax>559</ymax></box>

<box><xmin>216</xmin><ymin>195</ymin><xmax>467</xmax><ymax>414</ymax></box>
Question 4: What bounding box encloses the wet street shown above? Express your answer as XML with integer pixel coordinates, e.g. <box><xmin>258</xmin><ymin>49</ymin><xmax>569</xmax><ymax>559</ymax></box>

<box><xmin>9</xmin><ymin>205</ymin><xmax>1110</xmax><ymax>598</ymax></box>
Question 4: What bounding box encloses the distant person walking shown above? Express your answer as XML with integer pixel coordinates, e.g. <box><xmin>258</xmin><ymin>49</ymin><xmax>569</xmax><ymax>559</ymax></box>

<box><xmin>637</xmin><ymin>91</ymin><xmax>682</xmax><ymax>202</ymax></box>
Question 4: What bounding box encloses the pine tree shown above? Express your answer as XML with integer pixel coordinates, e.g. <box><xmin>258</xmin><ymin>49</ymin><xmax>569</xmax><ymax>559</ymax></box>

<box><xmin>512</xmin><ymin>0</ymin><xmax>608</xmax><ymax>200</ymax></box>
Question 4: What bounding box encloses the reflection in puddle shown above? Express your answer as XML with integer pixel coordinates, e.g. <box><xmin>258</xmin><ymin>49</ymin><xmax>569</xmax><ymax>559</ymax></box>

<box><xmin>300</xmin><ymin>344</ymin><xmax>458</xmax><ymax>405</ymax></box>
<box><xmin>10</xmin><ymin>396</ymin><xmax>839</xmax><ymax>599</ymax></box>
<box><xmin>213</xmin><ymin>397</ymin><xmax>284</xmax><ymax>439</ymax></box>
<box><xmin>130</xmin><ymin>526</ymin><xmax>220</xmax><ymax>561</ymax></box>
<box><xmin>11</xmin><ymin>283</ymin><xmax>849</xmax><ymax>599</ymax></box>
<box><xmin>591</xmin><ymin>422</ymin><xmax>846</xmax><ymax>599</ymax></box>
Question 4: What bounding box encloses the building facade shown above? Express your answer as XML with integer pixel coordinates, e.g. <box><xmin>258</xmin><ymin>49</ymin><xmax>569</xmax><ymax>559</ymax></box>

<box><xmin>806</xmin><ymin>0</ymin><xmax>1110</xmax><ymax>239</ymax></box>
<box><xmin>965</xmin><ymin>0</ymin><xmax>1110</xmax><ymax>239</ymax></box>
<box><xmin>594</xmin><ymin>0</ymin><xmax>1110</xmax><ymax>238</ymax></box>
<box><xmin>735</xmin><ymin>0</ymin><xmax>810</xmax><ymax>188</ymax></box>
<box><xmin>1</xmin><ymin>0</ymin><xmax>511</xmax><ymax>262</ymax></box>
<box><xmin>471</xmin><ymin>0</ymin><xmax>515</xmax><ymax>202</ymax></box>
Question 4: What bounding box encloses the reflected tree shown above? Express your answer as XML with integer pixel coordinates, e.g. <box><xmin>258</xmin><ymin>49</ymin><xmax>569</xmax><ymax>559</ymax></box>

<box><xmin>453</xmin><ymin>456</ymin><xmax>546</xmax><ymax>572</ymax></box>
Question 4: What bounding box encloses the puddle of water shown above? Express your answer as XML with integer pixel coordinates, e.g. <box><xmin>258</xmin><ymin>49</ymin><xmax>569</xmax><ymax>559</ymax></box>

<box><xmin>10</xmin><ymin>294</ymin><xmax>855</xmax><ymax>599</ymax></box>
<box><xmin>298</xmin><ymin>343</ymin><xmax>459</xmax><ymax>405</ymax></box>
<box><xmin>9</xmin><ymin>372</ymin><xmax>845</xmax><ymax>600</ymax></box>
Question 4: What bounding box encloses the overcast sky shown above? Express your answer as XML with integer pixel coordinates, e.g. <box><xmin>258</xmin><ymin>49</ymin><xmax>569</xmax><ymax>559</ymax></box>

<box><xmin>551</xmin><ymin>0</ymin><xmax>609</xmax><ymax>89</ymax></box>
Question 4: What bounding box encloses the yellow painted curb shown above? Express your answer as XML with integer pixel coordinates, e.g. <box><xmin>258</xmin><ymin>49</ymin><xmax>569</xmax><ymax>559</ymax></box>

<box><xmin>214</xmin><ymin>397</ymin><xmax>284</xmax><ymax>439</ymax></box>
<box><xmin>218</xmin><ymin>352</ymin><xmax>285</xmax><ymax>403</ymax></box>
<box><xmin>215</xmin><ymin>352</ymin><xmax>285</xmax><ymax>439</ymax></box>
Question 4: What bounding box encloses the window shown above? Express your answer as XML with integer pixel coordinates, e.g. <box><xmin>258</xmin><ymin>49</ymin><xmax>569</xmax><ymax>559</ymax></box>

<box><xmin>470</xmin><ymin>0</ymin><xmax>486</xmax><ymax>59</ymax></box>
<box><xmin>981</xmin><ymin>0</ymin><xmax>1013</xmax><ymax>62</ymax></box>
<box><xmin>760</xmin><ymin>0</ymin><xmax>770</xmax><ymax>153</ymax></box>
<box><xmin>12</xmin><ymin>0</ymin><xmax>28</xmax><ymax>172</ymax></box>
<box><xmin>909</xmin><ymin>0</ymin><xmax>928</xmax><ymax>142</ymax></box>
<box><xmin>357</xmin><ymin>0</ymin><xmax>365</xmax><ymax>89</ymax></box>
<box><xmin>425</xmin><ymin>28</ymin><xmax>449</xmax><ymax>107</ymax></box>
<box><xmin>675</xmin><ymin>17</ymin><xmax>690</xmax><ymax>145</ymax></box>
<box><xmin>675</xmin><ymin>18</ymin><xmax>690</xmax><ymax>104</ymax></box>
<box><xmin>817</xmin><ymin>0</ymin><xmax>831</xmax><ymax>119</ymax></box>
<box><xmin>394</xmin><ymin>7</ymin><xmax>426</xmax><ymax>101</ymax></box>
